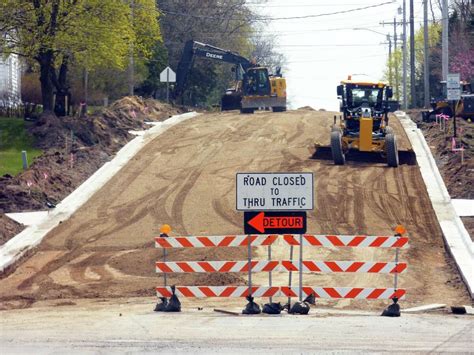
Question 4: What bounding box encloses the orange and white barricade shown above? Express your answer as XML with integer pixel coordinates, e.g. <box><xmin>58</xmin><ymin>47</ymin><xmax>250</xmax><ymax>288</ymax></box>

<box><xmin>155</xmin><ymin>228</ymin><xmax>409</xmax><ymax>303</ymax></box>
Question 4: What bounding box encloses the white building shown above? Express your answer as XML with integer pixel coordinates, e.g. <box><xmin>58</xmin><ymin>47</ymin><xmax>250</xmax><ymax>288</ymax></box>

<box><xmin>0</xmin><ymin>54</ymin><xmax>21</xmax><ymax>104</ymax></box>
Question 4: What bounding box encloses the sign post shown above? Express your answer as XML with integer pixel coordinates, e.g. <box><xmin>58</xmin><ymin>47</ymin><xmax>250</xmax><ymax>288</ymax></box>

<box><xmin>447</xmin><ymin>73</ymin><xmax>460</xmax><ymax>137</ymax></box>
<box><xmin>236</xmin><ymin>172</ymin><xmax>314</xmax><ymax>309</ymax></box>
<box><xmin>160</xmin><ymin>66</ymin><xmax>176</xmax><ymax>103</ymax></box>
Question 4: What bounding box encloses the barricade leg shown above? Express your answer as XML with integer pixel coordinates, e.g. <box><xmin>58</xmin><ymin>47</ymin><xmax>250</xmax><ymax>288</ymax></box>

<box><xmin>163</xmin><ymin>248</ymin><xmax>167</xmax><ymax>288</ymax></box>
<box><xmin>288</xmin><ymin>234</ymin><xmax>310</xmax><ymax>315</ymax></box>
<box><xmin>287</xmin><ymin>245</ymin><xmax>294</xmax><ymax>309</ymax></box>
<box><xmin>155</xmin><ymin>231</ymin><xmax>174</xmax><ymax>312</ymax></box>
<box><xmin>248</xmin><ymin>235</ymin><xmax>251</xmax><ymax>293</ymax></box>
<box><xmin>242</xmin><ymin>235</ymin><xmax>261</xmax><ymax>314</ymax></box>
<box><xmin>299</xmin><ymin>234</ymin><xmax>303</xmax><ymax>301</ymax></box>
<box><xmin>268</xmin><ymin>245</ymin><xmax>272</xmax><ymax>303</ymax></box>
<box><xmin>262</xmin><ymin>243</ymin><xmax>284</xmax><ymax>315</ymax></box>
<box><xmin>381</xmin><ymin>228</ymin><xmax>403</xmax><ymax>317</ymax></box>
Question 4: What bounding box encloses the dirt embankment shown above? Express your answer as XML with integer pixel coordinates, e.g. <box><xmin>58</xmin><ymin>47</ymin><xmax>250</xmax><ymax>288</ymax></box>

<box><xmin>408</xmin><ymin>110</ymin><xmax>473</xmax><ymax>199</ymax></box>
<box><xmin>0</xmin><ymin>111</ymin><xmax>469</xmax><ymax>310</ymax></box>
<box><xmin>0</xmin><ymin>97</ymin><xmax>185</xmax><ymax>244</ymax></box>
<box><xmin>408</xmin><ymin>110</ymin><xmax>473</xmax><ymax>238</ymax></box>
<box><xmin>0</xmin><ymin>215</ymin><xmax>23</xmax><ymax>245</ymax></box>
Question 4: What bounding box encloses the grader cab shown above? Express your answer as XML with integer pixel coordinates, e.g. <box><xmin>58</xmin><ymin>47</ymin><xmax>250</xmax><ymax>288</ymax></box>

<box><xmin>331</xmin><ymin>77</ymin><xmax>399</xmax><ymax>167</ymax></box>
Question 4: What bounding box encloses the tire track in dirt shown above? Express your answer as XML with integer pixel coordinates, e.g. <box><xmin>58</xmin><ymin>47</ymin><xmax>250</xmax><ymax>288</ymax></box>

<box><xmin>0</xmin><ymin>110</ymin><xmax>470</xmax><ymax>309</ymax></box>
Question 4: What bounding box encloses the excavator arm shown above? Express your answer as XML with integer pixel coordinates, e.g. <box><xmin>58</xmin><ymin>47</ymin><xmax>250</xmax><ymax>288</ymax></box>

<box><xmin>174</xmin><ymin>40</ymin><xmax>253</xmax><ymax>99</ymax></box>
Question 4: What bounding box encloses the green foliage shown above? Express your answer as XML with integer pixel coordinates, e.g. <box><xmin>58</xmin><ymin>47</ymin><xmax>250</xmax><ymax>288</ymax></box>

<box><xmin>0</xmin><ymin>0</ymin><xmax>162</xmax><ymax>110</ymax></box>
<box><xmin>157</xmin><ymin>0</ymin><xmax>284</xmax><ymax>107</ymax></box>
<box><xmin>414</xmin><ymin>23</ymin><xmax>442</xmax><ymax>70</ymax></box>
<box><xmin>136</xmin><ymin>41</ymin><xmax>169</xmax><ymax>98</ymax></box>
<box><xmin>0</xmin><ymin>0</ymin><xmax>161</xmax><ymax>70</ymax></box>
<box><xmin>383</xmin><ymin>23</ymin><xmax>442</xmax><ymax>106</ymax></box>
<box><xmin>0</xmin><ymin>118</ymin><xmax>42</xmax><ymax>176</ymax></box>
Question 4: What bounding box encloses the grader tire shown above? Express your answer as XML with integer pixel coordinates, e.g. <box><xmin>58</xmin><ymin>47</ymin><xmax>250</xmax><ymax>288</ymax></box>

<box><xmin>330</xmin><ymin>131</ymin><xmax>345</xmax><ymax>165</ymax></box>
<box><xmin>386</xmin><ymin>133</ymin><xmax>399</xmax><ymax>167</ymax></box>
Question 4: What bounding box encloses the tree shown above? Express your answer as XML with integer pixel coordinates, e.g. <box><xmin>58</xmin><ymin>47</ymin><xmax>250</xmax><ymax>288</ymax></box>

<box><xmin>449</xmin><ymin>2</ymin><xmax>474</xmax><ymax>81</ymax></box>
<box><xmin>136</xmin><ymin>41</ymin><xmax>169</xmax><ymax>98</ymax></box>
<box><xmin>156</xmin><ymin>0</ymin><xmax>284</xmax><ymax>107</ymax></box>
<box><xmin>0</xmin><ymin>0</ymin><xmax>161</xmax><ymax>113</ymax></box>
<box><xmin>251</xmin><ymin>29</ymin><xmax>286</xmax><ymax>71</ymax></box>
<box><xmin>383</xmin><ymin>23</ymin><xmax>442</xmax><ymax>106</ymax></box>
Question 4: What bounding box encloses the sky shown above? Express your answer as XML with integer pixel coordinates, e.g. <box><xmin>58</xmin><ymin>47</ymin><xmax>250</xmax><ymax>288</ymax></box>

<box><xmin>247</xmin><ymin>0</ymin><xmax>431</xmax><ymax>111</ymax></box>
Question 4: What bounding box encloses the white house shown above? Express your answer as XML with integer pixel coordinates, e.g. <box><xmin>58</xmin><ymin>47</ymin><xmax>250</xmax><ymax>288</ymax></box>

<box><xmin>0</xmin><ymin>53</ymin><xmax>21</xmax><ymax>104</ymax></box>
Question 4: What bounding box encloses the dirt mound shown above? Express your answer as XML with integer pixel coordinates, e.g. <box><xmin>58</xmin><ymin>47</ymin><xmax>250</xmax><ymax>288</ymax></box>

<box><xmin>417</xmin><ymin>118</ymin><xmax>473</xmax><ymax>199</ymax></box>
<box><xmin>0</xmin><ymin>97</ymin><xmax>185</xmax><ymax>242</ymax></box>
<box><xmin>411</xmin><ymin>110</ymin><xmax>473</xmax><ymax>237</ymax></box>
<box><xmin>0</xmin><ymin>215</ymin><xmax>23</xmax><ymax>246</ymax></box>
<box><xmin>297</xmin><ymin>106</ymin><xmax>316</xmax><ymax>111</ymax></box>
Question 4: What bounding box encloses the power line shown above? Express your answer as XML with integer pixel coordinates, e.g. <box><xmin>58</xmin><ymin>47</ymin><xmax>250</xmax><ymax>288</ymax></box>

<box><xmin>160</xmin><ymin>1</ymin><xmax>395</xmax><ymax>21</ymax></box>
<box><xmin>246</xmin><ymin>2</ymin><xmax>387</xmax><ymax>8</ymax></box>
<box><xmin>276</xmin><ymin>44</ymin><xmax>387</xmax><ymax>47</ymax></box>
<box><xmin>286</xmin><ymin>53</ymin><xmax>388</xmax><ymax>64</ymax></box>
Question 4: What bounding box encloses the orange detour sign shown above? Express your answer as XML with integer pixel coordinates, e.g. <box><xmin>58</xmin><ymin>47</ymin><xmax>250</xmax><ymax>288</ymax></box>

<box><xmin>244</xmin><ymin>211</ymin><xmax>307</xmax><ymax>234</ymax></box>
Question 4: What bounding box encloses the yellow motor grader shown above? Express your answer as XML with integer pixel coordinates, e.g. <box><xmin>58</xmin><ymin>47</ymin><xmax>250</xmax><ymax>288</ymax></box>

<box><xmin>331</xmin><ymin>76</ymin><xmax>399</xmax><ymax>167</ymax></box>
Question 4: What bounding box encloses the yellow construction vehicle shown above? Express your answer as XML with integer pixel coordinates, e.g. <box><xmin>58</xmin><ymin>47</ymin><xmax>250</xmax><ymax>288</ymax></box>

<box><xmin>331</xmin><ymin>76</ymin><xmax>398</xmax><ymax>167</ymax></box>
<box><xmin>175</xmin><ymin>41</ymin><xmax>286</xmax><ymax>113</ymax></box>
<box><xmin>240</xmin><ymin>66</ymin><xmax>287</xmax><ymax>113</ymax></box>
<box><xmin>424</xmin><ymin>80</ymin><xmax>474</xmax><ymax>120</ymax></box>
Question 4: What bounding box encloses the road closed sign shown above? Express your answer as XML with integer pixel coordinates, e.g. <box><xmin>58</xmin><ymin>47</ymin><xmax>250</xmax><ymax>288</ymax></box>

<box><xmin>236</xmin><ymin>172</ymin><xmax>314</xmax><ymax>211</ymax></box>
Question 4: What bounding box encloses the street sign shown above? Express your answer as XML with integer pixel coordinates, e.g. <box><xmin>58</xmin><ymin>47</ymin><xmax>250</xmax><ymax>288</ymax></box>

<box><xmin>160</xmin><ymin>66</ymin><xmax>176</xmax><ymax>103</ymax></box>
<box><xmin>236</xmin><ymin>172</ymin><xmax>314</xmax><ymax>211</ymax></box>
<box><xmin>244</xmin><ymin>211</ymin><xmax>307</xmax><ymax>234</ymax></box>
<box><xmin>160</xmin><ymin>66</ymin><xmax>176</xmax><ymax>83</ymax></box>
<box><xmin>447</xmin><ymin>88</ymin><xmax>461</xmax><ymax>101</ymax></box>
<box><xmin>446</xmin><ymin>73</ymin><xmax>460</xmax><ymax>89</ymax></box>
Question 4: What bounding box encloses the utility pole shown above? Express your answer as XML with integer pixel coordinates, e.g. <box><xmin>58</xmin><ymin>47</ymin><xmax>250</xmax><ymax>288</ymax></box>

<box><xmin>402</xmin><ymin>0</ymin><xmax>408</xmax><ymax>109</ymax></box>
<box><xmin>410</xmin><ymin>0</ymin><xmax>416</xmax><ymax>108</ymax></box>
<box><xmin>423</xmin><ymin>0</ymin><xmax>430</xmax><ymax>108</ymax></box>
<box><xmin>394</xmin><ymin>17</ymin><xmax>399</xmax><ymax>101</ymax></box>
<box><xmin>442</xmin><ymin>0</ymin><xmax>449</xmax><ymax>82</ymax></box>
<box><xmin>388</xmin><ymin>35</ymin><xmax>393</xmax><ymax>86</ymax></box>
<box><xmin>129</xmin><ymin>0</ymin><xmax>135</xmax><ymax>96</ymax></box>
<box><xmin>381</xmin><ymin>17</ymin><xmax>403</xmax><ymax>101</ymax></box>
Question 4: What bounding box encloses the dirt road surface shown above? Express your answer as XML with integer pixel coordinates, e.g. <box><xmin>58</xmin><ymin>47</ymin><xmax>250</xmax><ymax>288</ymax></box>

<box><xmin>0</xmin><ymin>299</ymin><xmax>472</xmax><ymax>353</ymax></box>
<box><xmin>0</xmin><ymin>110</ymin><xmax>470</xmax><ymax>310</ymax></box>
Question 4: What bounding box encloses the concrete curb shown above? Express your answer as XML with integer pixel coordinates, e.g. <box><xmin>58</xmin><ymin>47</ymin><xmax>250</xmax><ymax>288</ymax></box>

<box><xmin>396</xmin><ymin>112</ymin><xmax>474</xmax><ymax>298</ymax></box>
<box><xmin>0</xmin><ymin>111</ymin><xmax>200</xmax><ymax>273</ymax></box>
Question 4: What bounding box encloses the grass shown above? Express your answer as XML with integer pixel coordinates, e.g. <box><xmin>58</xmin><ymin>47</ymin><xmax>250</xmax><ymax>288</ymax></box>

<box><xmin>0</xmin><ymin>117</ymin><xmax>42</xmax><ymax>176</ymax></box>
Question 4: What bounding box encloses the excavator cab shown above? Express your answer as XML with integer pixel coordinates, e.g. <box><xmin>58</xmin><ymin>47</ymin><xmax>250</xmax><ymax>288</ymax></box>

<box><xmin>240</xmin><ymin>67</ymin><xmax>287</xmax><ymax>114</ymax></box>
<box><xmin>243</xmin><ymin>68</ymin><xmax>271</xmax><ymax>96</ymax></box>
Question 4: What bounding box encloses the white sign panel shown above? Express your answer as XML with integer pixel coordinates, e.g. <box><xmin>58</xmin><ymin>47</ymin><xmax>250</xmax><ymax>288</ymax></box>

<box><xmin>236</xmin><ymin>173</ymin><xmax>314</xmax><ymax>211</ymax></box>
<box><xmin>447</xmin><ymin>73</ymin><xmax>460</xmax><ymax>89</ymax></box>
<box><xmin>447</xmin><ymin>88</ymin><xmax>461</xmax><ymax>101</ymax></box>
<box><xmin>160</xmin><ymin>66</ymin><xmax>176</xmax><ymax>83</ymax></box>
